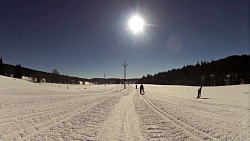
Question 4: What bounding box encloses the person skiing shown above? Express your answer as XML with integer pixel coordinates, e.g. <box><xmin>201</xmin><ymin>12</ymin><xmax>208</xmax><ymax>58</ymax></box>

<box><xmin>140</xmin><ymin>84</ymin><xmax>144</xmax><ymax>94</ymax></box>
<box><xmin>197</xmin><ymin>85</ymin><xmax>202</xmax><ymax>98</ymax></box>
<box><xmin>136</xmin><ymin>84</ymin><xmax>137</xmax><ymax>89</ymax></box>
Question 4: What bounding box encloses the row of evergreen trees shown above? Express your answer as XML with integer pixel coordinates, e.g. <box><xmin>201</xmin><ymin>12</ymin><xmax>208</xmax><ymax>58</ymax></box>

<box><xmin>139</xmin><ymin>55</ymin><xmax>250</xmax><ymax>86</ymax></box>
<box><xmin>0</xmin><ymin>57</ymin><xmax>139</xmax><ymax>84</ymax></box>
<box><xmin>0</xmin><ymin>57</ymin><xmax>88</xmax><ymax>84</ymax></box>
<box><xmin>0</xmin><ymin>58</ymin><xmax>4</xmax><ymax>75</ymax></box>
<box><xmin>0</xmin><ymin>58</ymin><xmax>23</xmax><ymax>79</ymax></box>
<box><xmin>1</xmin><ymin>55</ymin><xmax>249</xmax><ymax>86</ymax></box>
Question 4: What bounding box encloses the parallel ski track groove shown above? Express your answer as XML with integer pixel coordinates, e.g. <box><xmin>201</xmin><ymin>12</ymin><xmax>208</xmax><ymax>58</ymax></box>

<box><xmin>146</xmin><ymin>89</ymin><xmax>249</xmax><ymax>112</ymax></box>
<box><xmin>0</xmin><ymin>97</ymin><xmax>97</xmax><ymax>124</ymax></box>
<box><xmin>146</xmin><ymin>90</ymin><xmax>246</xmax><ymax>124</ymax></box>
<box><xmin>0</xmin><ymin>86</ymin><xmax>119</xmax><ymax>125</ymax></box>
<box><xmin>0</xmin><ymin>86</ymin><xmax>121</xmax><ymax>141</ymax></box>
<box><xmin>141</xmin><ymin>95</ymin><xmax>221</xmax><ymax>141</ymax></box>
<box><xmin>3</xmin><ymin>97</ymin><xmax>109</xmax><ymax>141</ymax></box>
<box><xmin>25</xmin><ymin>94</ymin><xmax>123</xmax><ymax>141</ymax></box>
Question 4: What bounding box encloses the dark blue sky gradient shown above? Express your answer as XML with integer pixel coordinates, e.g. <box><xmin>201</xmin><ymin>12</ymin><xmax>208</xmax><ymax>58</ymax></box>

<box><xmin>0</xmin><ymin>0</ymin><xmax>249</xmax><ymax>78</ymax></box>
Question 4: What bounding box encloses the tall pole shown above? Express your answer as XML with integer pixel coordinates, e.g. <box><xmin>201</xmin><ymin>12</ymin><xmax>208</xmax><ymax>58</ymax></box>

<box><xmin>122</xmin><ymin>60</ymin><xmax>128</xmax><ymax>89</ymax></box>
<box><xmin>104</xmin><ymin>73</ymin><xmax>106</xmax><ymax>86</ymax></box>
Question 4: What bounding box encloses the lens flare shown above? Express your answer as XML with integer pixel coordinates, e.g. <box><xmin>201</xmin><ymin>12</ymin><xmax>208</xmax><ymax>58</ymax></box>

<box><xmin>128</xmin><ymin>15</ymin><xmax>144</xmax><ymax>34</ymax></box>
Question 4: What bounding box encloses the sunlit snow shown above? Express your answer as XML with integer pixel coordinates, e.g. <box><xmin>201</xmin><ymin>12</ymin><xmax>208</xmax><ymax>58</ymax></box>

<box><xmin>0</xmin><ymin>75</ymin><xmax>249</xmax><ymax>140</ymax></box>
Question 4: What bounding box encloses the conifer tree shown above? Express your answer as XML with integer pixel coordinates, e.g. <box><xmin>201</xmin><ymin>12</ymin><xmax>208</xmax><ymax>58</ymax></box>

<box><xmin>0</xmin><ymin>57</ymin><xmax>5</xmax><ymax>75</ymax></box>
<box><xmin>14</xmin><ymin>64</ymin><xmax>22</xmax><ymax>79</ymax></box>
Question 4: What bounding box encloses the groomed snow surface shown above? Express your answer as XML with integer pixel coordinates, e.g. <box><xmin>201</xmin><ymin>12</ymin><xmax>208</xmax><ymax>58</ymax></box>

<box><xmin>0</xmin><ymin>75</ymin><xmax>249</xmax><ymax>141</ymax></box>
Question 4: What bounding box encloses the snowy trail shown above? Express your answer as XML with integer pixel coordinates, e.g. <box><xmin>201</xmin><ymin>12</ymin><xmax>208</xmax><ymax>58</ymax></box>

<box><xmin>0</xmin><ymin>77</ymin><xmax>124</xmax><ymax>140</ymax></box>
<box><xmin>24</xmin><ymin>94</ymin><xmax>123</xmax><ymax>141</ymax></box>
<box><xmin>143</xmin><ymin>86</ymin><xmax>250</xmax><ymax>141</ymax></box>
<box><xmin>98</xmin><ymin>88</ymin><xmax>141</xmax><ymax>141</ymax></box>
<box><xmin>134</xmin><ymin>92</ymin><xmax>202</xmax><ymax>141</ymax></box>
<box><xmin>1</xmin><ymin>90</ymin><xmax>120</xmax><ymax>140</ymax></box>
<box><xmin>0</xmin><ymin>76</ymin><xmax>249</xmax><ymax>141</ymax></box>
<box><xmin>141</xmin><ymin>96</ymin><xmax>219</xmax><ymax>141</ymax></box>
<box><xmin>7</xmin><ymin>97</ymin><xmax>107</xmax><ymax>140</ymax></box>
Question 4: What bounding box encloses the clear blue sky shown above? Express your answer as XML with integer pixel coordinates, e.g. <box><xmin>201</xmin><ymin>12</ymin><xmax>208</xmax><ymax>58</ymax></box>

<box><xmin>0</xmin><ymin>0</ymin><xmax>249</xmax><ymax>79</ymax></box>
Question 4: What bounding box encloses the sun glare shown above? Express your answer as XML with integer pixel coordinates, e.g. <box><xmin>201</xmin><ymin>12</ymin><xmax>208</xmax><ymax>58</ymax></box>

<box><xmin>128</xmin><ymin>15</ymin><xmax>144</xmax><ymax>34</ymax></box>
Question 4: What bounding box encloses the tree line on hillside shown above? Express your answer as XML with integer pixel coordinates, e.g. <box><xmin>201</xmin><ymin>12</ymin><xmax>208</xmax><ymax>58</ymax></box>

<box><xmin>0</xmin><ymin>57</ymin><xmax>139</xmax><ymax>84</ymax></box>
<box><xmin>0</xmin><ymin>57</ymin><xmax>87</xmax><ymax>84</ymax></box>
<box><xmin>1</xmin><ymin>58</ymin><xmax>22</xmax><ymax>79</ymax></box>
<box><xmin>138</xmin><ymin>55</ymin><xmax>250</xmax><ymax>86</ymax></box>
<box><xmin>89</xmin><ymin>78</ymin><xmax>139</xmax><ymax>84</ymax></box>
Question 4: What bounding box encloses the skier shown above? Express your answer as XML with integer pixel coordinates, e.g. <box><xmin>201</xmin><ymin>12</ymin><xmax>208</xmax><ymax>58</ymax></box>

<box><xmin>197</xmin><ymin>85</ymin><xmax>202</xmax><ymax>98</ymax></box>
<box><xmin>140</xmin><ymin>84</ymin><xmax>144</xmax><ymax>94</ymax></box>
<box><xmin>136</xmin><ymin>85</ymin><xmax>137</xmax><ymax>89</ymax></box>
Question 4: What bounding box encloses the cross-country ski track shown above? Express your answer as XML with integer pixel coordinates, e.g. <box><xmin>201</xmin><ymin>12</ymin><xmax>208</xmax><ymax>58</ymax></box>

<box><xmin>0</xmin><ymin>76</ymin><xmax>249</xmax><ymax>141</ymax></box>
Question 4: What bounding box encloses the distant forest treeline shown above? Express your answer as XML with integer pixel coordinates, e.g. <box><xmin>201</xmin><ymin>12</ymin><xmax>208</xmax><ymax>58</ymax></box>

<box><xmin>1</xmin><ymin>63</ymin><xmax>88</xmax><ymax>84</ymax></box>
<box><xmin>138</xmin><ymin>55</ymin><xmax>250</xmax><ymax>86</ymax></box>
<box><xmin>0</xmin><ymin>57</ymin><xmax>138</xmax><ymax>84</ymax></box>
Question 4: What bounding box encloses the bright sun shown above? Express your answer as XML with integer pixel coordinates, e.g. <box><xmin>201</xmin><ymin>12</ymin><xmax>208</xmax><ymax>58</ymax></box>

<box><xmin>128</xmin><ymin>15</ymin><xmax>144</xmax><ymax>34</ymax></box>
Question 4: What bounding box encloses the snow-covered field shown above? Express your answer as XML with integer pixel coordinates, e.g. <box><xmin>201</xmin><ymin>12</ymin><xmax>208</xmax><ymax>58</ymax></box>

<box><xmin>0</xmin><ymin>75</ymin><xmax>249</xmax><ymax>141</ymax></box>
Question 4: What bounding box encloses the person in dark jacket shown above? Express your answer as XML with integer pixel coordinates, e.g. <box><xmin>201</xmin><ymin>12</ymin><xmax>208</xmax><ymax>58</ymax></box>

<box><xmin>197</xmin><ymin>85</ymin><xmax>202</xmax><ymax>99</ymax></box>
<box><xmin>140</xmin><ymin>84</ymin><xmax>144</xmax><ymax>94</ymax></box>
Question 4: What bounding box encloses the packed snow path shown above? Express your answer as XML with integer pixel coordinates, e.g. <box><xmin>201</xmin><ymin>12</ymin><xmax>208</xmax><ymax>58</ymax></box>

<box><xmin>0</xmin><ymin>76</ymin><xmax>249</xmax><ymax>140</ymax></box>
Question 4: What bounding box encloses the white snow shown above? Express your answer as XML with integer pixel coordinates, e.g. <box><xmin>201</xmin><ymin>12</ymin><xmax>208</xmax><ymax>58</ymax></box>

<box><xmin>0</xmin><ymin>75</ymin><xmax>249</xmax><ymax>141</ymax></box>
